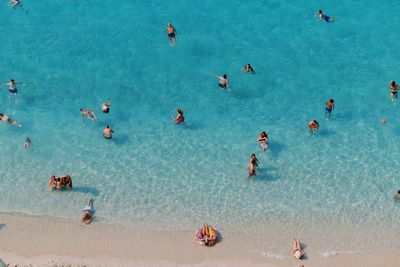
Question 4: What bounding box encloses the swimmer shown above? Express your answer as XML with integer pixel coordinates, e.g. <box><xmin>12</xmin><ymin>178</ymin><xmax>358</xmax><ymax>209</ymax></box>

<box><xmin>0</xmin><ymin>79</ymin><xmax>24</xmax><ymax>101</ymax></box>
<box><xmin>165</xmin><ymin>22</ymin><xmax>177</xmax><ymax>46</ymax></box>
<box><xmin>0</xmin><ymin>113</ymin><xmax>21</xmax><ymax>127</ymax></box>
<box><xmin>103</xmin><ymin>124</ymin><xmax>114</xmax><ymax>139</ymax></box>
<box><xmin>23</xmin><ymin>137</ymin><xmax>31</xmax><ymax>149</ymax></box>
<box><xmin>101</xmin><ymin>99</ymin><xmax>112</xmax><ymax>113</ymax></box>
<box><xmin>248</xmin><ymin>153</ymin><xmax>259</xmax><ymax>177</ymax></box>
<box><xmin>308</xmin><ymin>120</ymin><xmax>319</xmax><ymax>134</ymax></box>
<box><xmin>291</xmin><ymin>239</ymin><xmax>305</xmax><ymax>259</ymax></box>
<box><xmin>389</xmin><ymin>81</ymin><xmax>399</xmax><ymax>103</ymax></box>
<box><xmin>80</xmin><ymin>108</ymin><xmax>97</xmax><ymax>121</ymax></box>
<box><xmin>393</xmin><ymin>190</ymin><xmax>400</xmax><ymax>201</ymax></box>
<box><xmin>242</xmin><ymin>64</ymin><xmax>256</xmax><ymax>74</ymax></box>
<box><xmin>171</xmin><ymin>108</ymin><xmax>186</xmax><ymax>126</ymax></box>
<box><xmin>48</xmin><ymin>175</ymin><xmax>57</xmax><ymax>190</ymax></box>
<box><xmin>258</xmin><ymin>131</ymin><xmax>269</xmax><ymax>151</ymax></box>
<box><xmin>8</xmin><ymin>0</ymin><xmax>19</xmax><ymax>8</ymax></box>
<box><xmin>212</xmin><ymin>74</ymin><xmax>230</xmax><ymax>92</ymax></box>
<box><xmin>325</xmin><ymin>99</ymin><xmax>335</xmax><ymax>118</ymax></box>
<box><xmin>81</xmin><ymin>199</ymin><xmax>94</xmax><ymax>225</ymax></box>
<box><xmin>317</xmin><ymin>10</ymin><xmax>335</xmax><ymax>23</ymax></box>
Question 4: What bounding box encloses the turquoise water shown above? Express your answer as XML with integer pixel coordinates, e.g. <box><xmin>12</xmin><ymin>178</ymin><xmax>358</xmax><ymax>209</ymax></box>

<box><xmin>1</xmin><ymin>0</ymin><xmax>400</xmax><ymax>253</ymax></box>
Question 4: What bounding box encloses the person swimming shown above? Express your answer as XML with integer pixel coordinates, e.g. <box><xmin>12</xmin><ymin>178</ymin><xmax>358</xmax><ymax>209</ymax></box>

<box><xmin>389</xmin><ymin>81</ymin><xmax>399</xmax><ymax>103</ymax></box>
<box><xmin>258</xmin><ymin>131</ymin><xmax>269</xmax><ymax>151</ymax></box>
<box><xmin>242</xmin><ymin>64</ymin><xmax>256</xmax><ymax>74</ymax></box>
<box><xmin>171</xmin><ymin>108</ymin><xmax>185</xmax><ymax>126</ymax></box>
<box><xmin>81</xmin><ymin>199</ymin><xmax>94</xmax><ymax>224</ymax></box>
<box><xmin>0</xmin><ymin>113</ymin><xmax>22</xmax><ymax>127</ymax></box>
<box><xmin>325</xmin><ymin>99</ymin><xmax>335</xmax><ymax>118</ymax></box>
<box><xmin>317</xmin><ymin>10</ymin><xmax>335</xmax><ymax>23</ymax></box>
<box><xmin>103</xmin><ymin>124</ymin><xmax>114</xmax><ymax>139</ymax></box>
<box><xmin>80</xmin><ymin>108</ymin><xmax>97</xmax><ymax>121</ymax></box>
<box><xmin>291</xmin><ymin>239</ymin><xmax>305</xmax><ymax>259</ymax></box>
<box><xmin>212</xmin><ymin>74</ymin><xmax>230</xmax><ymax>92</ymax></box>
<box><xmin>23</xmin><ymin>137</ymin><xmax>31</xmax><ymax>149</ymax></box>
<box><xmin>165</xmin><ymin>22</ymin><xmax>177</xmax><ymax>46</ymax></box>
<box><xmin>101</xmin><ymin>99</ymin><xmax>112</xmax><ymax>113</ymax></box>
<box><xmin>8</xmin><ymin>0</ymin><xmax>19</xmax><ymax>8</ymax></box>
<box><xmin>0</xmin><ymin>79</ymin><xmax>24</xmax><ymax>101</ymax></box>
<box><xmin>308</xmin><ymin>120</ymin><xmax>319</xmax><ymax>134</ymax></box>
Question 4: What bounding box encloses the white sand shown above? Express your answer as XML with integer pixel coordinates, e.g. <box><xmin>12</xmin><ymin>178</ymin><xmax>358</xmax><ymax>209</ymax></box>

<box><xmin>0</xmin><ymin>213</ymin><xmax>399</xmax><ymax>267</ymax></box>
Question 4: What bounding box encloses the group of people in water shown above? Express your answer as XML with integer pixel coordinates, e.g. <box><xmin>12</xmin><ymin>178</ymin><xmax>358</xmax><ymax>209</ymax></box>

<box><xmin>48</xmin><ymin>174</ymin><xmax>73</xmax><ymax>190</ymax></box>
<box><xmin>80</xmin><ymin>100</ymin><xmax>115</xmax><ymax>139</ymax></box>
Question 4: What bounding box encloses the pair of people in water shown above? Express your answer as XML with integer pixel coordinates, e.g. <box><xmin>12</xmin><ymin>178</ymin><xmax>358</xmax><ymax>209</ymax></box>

<box><xmin>48</xmin><ymin>174</ymin><xmax>73</xmax><ymax>190</ymax></box>
<box><xmin>248</xmin><ymin>153</ymin><xmax>259</xmax><ymax>177</ymax></box>
<box><xmin>81</xmin><ymin>100</ymin><xmax>112</xmax><ymax>122</ymax></box>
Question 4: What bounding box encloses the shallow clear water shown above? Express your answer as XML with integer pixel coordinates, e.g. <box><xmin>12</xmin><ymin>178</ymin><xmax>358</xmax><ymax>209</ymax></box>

<box><xmin>1</xmin><ymin>0</ymin><xmax>400</xmax><ymax>253</ymax></box>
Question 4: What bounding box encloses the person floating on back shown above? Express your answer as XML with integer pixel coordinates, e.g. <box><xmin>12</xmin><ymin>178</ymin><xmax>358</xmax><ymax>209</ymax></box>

<box><xmin>242</xmin><ymin>64</ymin><xmax>256</xmax><ymax>74</ymax></box>
<box><xmin>212</xmin><ymin>74</ymin><xmax>230</xmax><ymax>92</ymax></box>
<box><xmin>0</xmin><ymin>113</ymin><xmax>21</xmax><ymax>127</ymax></box>
<box><xmin>308</xmin><ymin>120</ymin><xmax>319</xmax><ymax>134</ymax></box>
<box><xmin>80</xmin><ymin>108</ymin><xmax>97</xmax><ymax>122</ymax></box>
<box><xmin>171</xmin><ymin>108</ymin><xmax>185</xmax><ymax>126</ymax></box>
<box><xmin>325</xmin><ymin>99</ymin><xmax>335</xmax><ymax>118</ymax></box>
<box><xmin>258</xmin><ymin>131</ymin><xmax>269</xmax><ymax>151</ymax></box>
<box><xmin>0</xmin><ymin>79</ymin><xmax>24</xmax><ymax>102</ymax></box>
<box><xmin>389</xmin><ymin>81</ymin><xmax>399</xmax><ymax>103</ymax></box>
<box><xmin>103</xmin><ymin>124</ymin><xmax>114</xmax><ymax>139</ymax></box>
<box><xmin>81</xmin><ymin>199</ymin><xmax>94</xmax><ymax>225</ymax></box>
<box><xmin>101</xmin><ymin>99</ymin><xmax>112</xmax><ymax>113</ymax></box>
<box><xmin>317</xmin><ymin>10</ymin><xmax>335</xmax><ymax>23</ymax></box>
<box><xmin>165</xmin><ymin>22</ymin><xmax>177</xmax><ymax>46</ymax></box>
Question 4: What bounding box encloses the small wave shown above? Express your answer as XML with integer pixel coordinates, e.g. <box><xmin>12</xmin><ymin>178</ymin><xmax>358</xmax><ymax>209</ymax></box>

<box><xmin>319</xmin><ymin>250</ymin><xmax>365</xmax><ymax>258</ymax></box>
<box><xmin>261</xmin><ymin>252</ymin><xmax>287</xmax><ymax>260</ymax></box>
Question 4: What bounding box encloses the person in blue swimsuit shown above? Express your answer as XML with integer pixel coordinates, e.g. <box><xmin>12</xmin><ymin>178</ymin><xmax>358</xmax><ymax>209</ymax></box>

<box><xmin>317</xmin><ymin>10</ymin><xmax>335</xmax><ymax>23</ymax></box>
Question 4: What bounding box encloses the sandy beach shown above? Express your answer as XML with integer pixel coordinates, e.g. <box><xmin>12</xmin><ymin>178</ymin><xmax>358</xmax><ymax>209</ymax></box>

<box><xmin>0</xmin><ymin>213</ymin><xmax>399</xmax><ymax>267</ymax></box>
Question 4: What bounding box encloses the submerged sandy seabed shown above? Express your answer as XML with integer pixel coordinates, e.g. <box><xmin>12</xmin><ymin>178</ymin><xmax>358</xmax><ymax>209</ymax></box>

<box><xmin>0</xmin><ymin>213</ymin><xmax>399</xmax><ymax>267</ymax></box>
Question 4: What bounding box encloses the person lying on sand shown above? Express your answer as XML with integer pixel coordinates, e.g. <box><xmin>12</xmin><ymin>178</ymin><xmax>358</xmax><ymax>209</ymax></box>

<box><xmin>292</xmin><ymin>238</ymin><xmax>305</xmax><ymax>259</ymax></box>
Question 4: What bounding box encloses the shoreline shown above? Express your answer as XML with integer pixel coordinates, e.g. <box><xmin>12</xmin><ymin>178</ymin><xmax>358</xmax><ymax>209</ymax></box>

<box><xmin>1</xmin><ymin>213</ymin><xmax>400</xmax><ymax>266</ymax></box>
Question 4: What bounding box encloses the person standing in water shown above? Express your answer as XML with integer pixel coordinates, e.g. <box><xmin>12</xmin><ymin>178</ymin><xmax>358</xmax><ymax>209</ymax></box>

<box><xmin>308</xmin><ymin>120</ymin><xmax>319</xmax><ymax>134</ymax></box>
<box><xmin>212</xmin><ymin>74</ymin><xmax>230</xmax><ymax>92</ymax></box>
<box><xmin>171</xmin><ymin>108</ymin><xmax>185</xmax><ymax>126</ymax></box>
<box><xmin>389</xmin><ymin>81</ymin><xmax>399</xmax><ymax>103</ymax></box>
<box><xmin>101</xmin><ymin>99</ymin><xmax>112</xmax><ymax>113</ymax></box>
<box><xmin>317</xmin><ymin>10</ymin><xmax>335</xmax><ymax>23</ymax></box>
<box><xmin>325</xmin><ymin>99</ymin><xmax>335</xmax><ymax>118</ymax></box>
<box><xmin>103</xmin><ymin>125</ymin><xmax>114</xmax><ymax>139</ymax></box>
<box><xmin>0</xmin><ymin>79</ymin><xmax>24</xmax><ymax>102</ymax></box>
<box><xmin>248</xmin><ymin>154</ymin><xmax>259</xmax><ymax>177</ymax></box>
<box><xmin>165</xmin><ymin>22</ymin><xmax>177</xmax><ymax>46</ymax></box>
<box><xmin>23</xmin><ymin>137</ymin><xmax>31</xmax><ymax>149</ymax></box>
<box><xmin>242</xmin><ymin>64</ymin><xmax>256</xmax><ymax>74</ymax></box>
<box><xmin>258</xmin><ymin>131</ymin><xmax>269</xmax><ymax>151</ymax></box>
<box><xmin>81</xmin><ymin>199</ymin><xmax>94</xmax><ymax>224</ymax></box>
